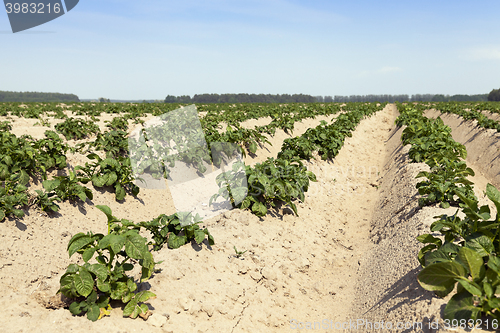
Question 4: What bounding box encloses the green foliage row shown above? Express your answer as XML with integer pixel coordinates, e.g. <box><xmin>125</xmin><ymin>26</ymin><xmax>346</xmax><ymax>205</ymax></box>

<box><xmin>201</xmin><ymin>102</ymin><xmax>343</xmax><ymax>156</ymax></box>
<box><xmin>277</xmin><ymin>103</ymin><xmax>380</xmax><ymax>161</ymax></box>
<box><xmin>0</xmin><ymin>101</ymin><xmax>387</xmax><ymax>322</ymax></box>
<box><xmin>55</xmin><ymin>117</ymin><xmax>101</xmax><ymax>140</ymax></box>
<box><xmin>1</xmin><ymin>101</ymin><xmax>386</xmax><ymax>221</ymax></box>
<box><xmin>395</xmin><ymin>104</ymin><xmax>477</xmax><ymax>208</ymax></box>
<box><xmin>127</xmin><ymin>102</ymin><xmax>344</xmax><ymax>182</ymax></box>
<box><xmin>0</xmin><ymin>101</ymin><xmax>343</xmax><ymax>125</ymax></box>
<box><xmin>433</xmin><ymin>102</ymin><xmax>500</xmax><ymax>132</ymax></box>
<box><xmin>417</xmin><ymin>184</ymin><xmax>500</xmax><ymax>322</ymax></box>
<box><xmin>0</xmin><ymin>101</ymin><xmax>376</xmax><ymax>163</ymax></box>
<box><xmin>212</xmin><ymin>102</ymin><xmax>387</xmax><ymax>217</ymax></box>
<box><xmin>0</xmin><ymin>130</ymin><xmax>70</xmax><ymax>220</ymax></box>
<box><xmin>396</xmin><ymin>103</ymin><xmax>500</xmax><ymax>322</ymax></box>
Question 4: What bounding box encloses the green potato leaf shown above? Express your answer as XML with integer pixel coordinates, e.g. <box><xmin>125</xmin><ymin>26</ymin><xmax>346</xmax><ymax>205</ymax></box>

<box><xmin>418</xmin><ymin>261</ymin><xmax>466</xmax><ymax>295</ymax></box>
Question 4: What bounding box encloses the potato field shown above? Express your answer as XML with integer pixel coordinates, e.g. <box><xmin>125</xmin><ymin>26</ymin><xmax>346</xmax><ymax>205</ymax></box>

<box><xmin>1</xmin><ymin>101</ymin><xmax>500</xmax><ymax>332</ymax></box>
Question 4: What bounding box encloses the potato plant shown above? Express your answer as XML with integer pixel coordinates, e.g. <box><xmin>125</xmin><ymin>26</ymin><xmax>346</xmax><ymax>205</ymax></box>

<box><xmin>90</xmin><ymin>130</ymin><xmax>129</xmax><ymax>158</ymax></box>
<box><xmin>105</xmin><ymin>116</ymin><xmax>129</xmax><ymax>131</ymax></box>
<box><xmin>0</xmin><ymin>131</ymin><xmax>40</xmax><ymax>184</ymax></box>
<box><xmin>58</xmin><ymin>206</ymin><xmax>156</xmax><ymax>321</ymax></box>
<box><xmin>32</xmin><ymin>189</ymin><xmax>61</xmax><ymax>213</ymax></box>
<box><xmin>42</xmin><ymin>170</ymin><xmax>93</xmax><ymax>203</ymax></box>
<box><xmin>417</xmin><ymin>184</ymin><xmax>500</xmax><ymax>321</ymax></box>
<box><xmin>137</xmin><ymin>211</ymin><xmax>215</xmax><ymax>250</ymax></box>
<box><xmin>55</xmin><ymin>117</ymin><xmax>100</xmax><ymax>140</ymax></box>
<box><xmin>0</xmin><ymin>121</ymin><xmax>12</xmax><ymax>132</ymax></box>
<box><xmin>76</xmin><ymin>154</ymin><xmax>140</xmax><ymax>201</ymax></box>
<box><xmin>32</xmin><ymin>130</ymin><xmax>70</xmax><ymax>173</ymax></box>
<box><xmin>209</xmin><ymin>160</ymin><xmax>249</xmax><ymax>208</ymax></box>
<box><xmin>214</xmin><ymin>157</ymin><xmax>317</xmax><ymax>216</ymax></box>
<box><xmin>59</xmin><ymin>205</ymin><xmax>214</xmax><ymax>321</ymax></box>
<box><xmin>0</xmin><ymin>176</ymin><xmax>28</xmax><ymax>220</ymax></box>
<box><xmin>402</xmin><ymin>116</ymin><xmax>467</xmax><ymax>168</ymax></box>
<box><xmin>396</xmin><ymin>104</ymin><xmax>477</xmax><ymax>208</ymax></box>
<box><xmin>416</xmin><ymin>159</ymin><xmax>477</xmax><ymax>208</ymax></box>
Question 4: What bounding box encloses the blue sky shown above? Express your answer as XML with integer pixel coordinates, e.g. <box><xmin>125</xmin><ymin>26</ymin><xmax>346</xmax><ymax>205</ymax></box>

<box><xmin>1</xmin><ymin>0</ymin><xmax>499</xmax><ymax>100</ymax></box>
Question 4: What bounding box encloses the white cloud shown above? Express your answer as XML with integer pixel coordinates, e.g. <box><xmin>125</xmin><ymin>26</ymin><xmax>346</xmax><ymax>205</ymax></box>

<box><xmin>465</xmin><ymin>46</ymin><xmax>500</xmax><ymax>61</ymax></box>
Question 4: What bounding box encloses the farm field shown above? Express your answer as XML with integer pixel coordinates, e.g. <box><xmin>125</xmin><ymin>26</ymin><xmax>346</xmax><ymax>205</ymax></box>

<box><xmin>0</xmin><ymin>101</ymin><xmax>500</xmax><ymax>332</ymax></box>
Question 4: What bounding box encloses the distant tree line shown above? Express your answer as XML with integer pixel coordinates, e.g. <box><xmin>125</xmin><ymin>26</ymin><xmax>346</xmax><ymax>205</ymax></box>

<box><xmin>0</xmin><ymin>90</ymin><xmax>80</xmax><ymax>102</ymax></box>
<box><xmin>431</xmin><ymin>94</ymin><xmax>488</xmax><ymax>102</ymax></box>
<box><xmin>164</xmin><ymin>93</ymin><xmax>317</xmax><ymax>104</ymax></box>
<box><xmin>324</xmin><ymin>94</ymin><xmax>488</xmax><ymax>103</ymax></box>
<box><xmin>330</xmin><ymin>95</ymin><xmax>412</xmax><ymax>103</ymax></box>
<box><xmin>488</xmin><ymin>88</ymin><xmax>500</xmax><ymax>101</ymax></box>
<box><xmin>315</xmin><ymin>96</ymin><xmax>334</xmax><ymax>102</ymax></box>
<box><xmin>164</xmin><ymin>93</ymin><xmax>491</xmax><ymax>104</ymax></box>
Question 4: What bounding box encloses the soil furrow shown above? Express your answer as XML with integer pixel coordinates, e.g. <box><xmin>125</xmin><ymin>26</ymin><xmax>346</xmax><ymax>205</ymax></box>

<box><xmin>297</xmin><ymin>103</ymin><xmax>399</xmax><ymax>325</ymax></box>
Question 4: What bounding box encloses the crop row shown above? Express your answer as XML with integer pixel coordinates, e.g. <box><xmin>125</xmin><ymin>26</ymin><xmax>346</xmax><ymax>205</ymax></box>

<box><xmin>1</xmin><ymin>101</ymin><xmax>385</xmax><ymax>322</ymax></box>
<box><xmin>395</xmin><ymin>103</ymin><xmax>477</xmax><ymax>208</ymax></box>
<box><xmin>432</xmin><ymin>102</ymin><xmax>500</xmax><ymax>133</ymax></box>
<box><xmin>0</xmin><ymin>102</ymin><xmax>355</xmax><ymax>219</ymax></box>
<box><xmin>0</xmin><ymin>101</ymin><xmax>389</xmax><ymax>221</ymax></box>
<box><xmin>214</xmin><ymin>102</ymin><xmax>387</xmax><ymax>216</ymax></box>
<box><xmin>462</xmin><ymin>101</ymin><xmax>500</xmax><ymax>115</ymax></box>
<box><xmin>0</xmin><ymin>101</ymin><xmax>344</xmax><ymax>126</ymax></box>
<box><xmin>0</xmin><ymin>102</ymin><xmax>349</xmax><ymax>158</ymax></box>
<box><xmin>396</xmin><ymin>103</ymin><xmax>500</xmax><ymax>323</ymax></box>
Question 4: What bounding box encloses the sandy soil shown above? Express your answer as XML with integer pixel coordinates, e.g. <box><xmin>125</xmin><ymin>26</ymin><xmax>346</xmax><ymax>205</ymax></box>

<box><xmin>0</xmin><ymin>104</ymin><xmax>499</xmax><ymax>332</ymax></box>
